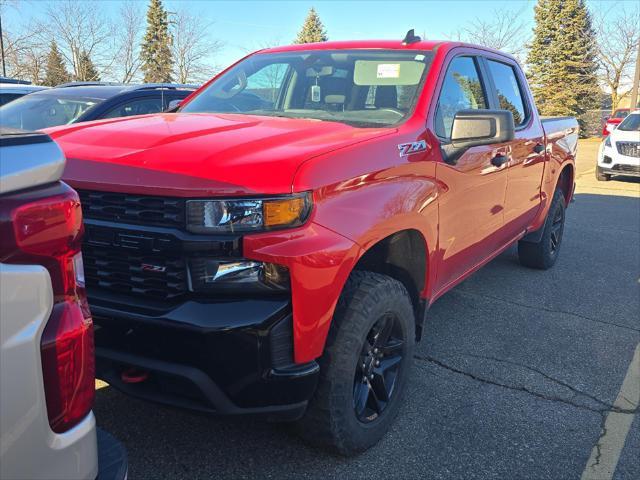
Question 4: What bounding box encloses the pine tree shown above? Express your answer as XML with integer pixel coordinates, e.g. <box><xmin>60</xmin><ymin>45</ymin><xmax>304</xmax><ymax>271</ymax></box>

<box><xmin>140</xmin><ymin>0</ymin><xmax>174</xmax><ymax>82</ymax></box>
<box><xmin>294</xmin><ymin>7</ymin><xmax>328</xmax><ymax>44</ymax></box>
<box><xmin>76</xmin><ymin>50</ymin><xmax>100</xmax><ymax>81</ymax></box>
<box><xmin>44</xmin><ymin>41</ymin><xmax>70</xmax><ymax>86</ymax></box>
<box><xmin>527</xmin><ymin>0</ymin><xmax>600</xmax><ymax>133</ymax></box>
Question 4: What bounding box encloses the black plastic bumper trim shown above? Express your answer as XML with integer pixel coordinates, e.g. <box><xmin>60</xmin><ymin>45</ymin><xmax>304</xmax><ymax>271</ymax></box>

<box><xmin>97</xmin><ymin>347</ymin><xmax>318</xmax><ymax>421</ymax></box>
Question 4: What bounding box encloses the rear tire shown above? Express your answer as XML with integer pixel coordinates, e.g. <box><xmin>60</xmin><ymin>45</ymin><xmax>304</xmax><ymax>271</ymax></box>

<box><xmin>596</xmin><ymin>166</ymin><xmax>611</xmax><ymax>181</ymax></box>
<box><xmin>518</xmin><ymin>188</ymin><xmax>566</xmax><ymax>270</ymax></box>
<box><xmin>296</xmin><ymin>271</ymin><xmax>415</xmax><ymax>456</ymax></box>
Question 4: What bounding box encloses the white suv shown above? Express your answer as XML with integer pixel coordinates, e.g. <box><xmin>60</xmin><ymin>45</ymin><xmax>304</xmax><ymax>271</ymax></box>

<box><xmin>597</xmin><ymin>110</ymin><xmax>640</xmax><ymax>181</ymax></box>
<box><xmin>0</xmin><ymin>129</ymin><xmax>127</xmax><ymax>480</ymax></box>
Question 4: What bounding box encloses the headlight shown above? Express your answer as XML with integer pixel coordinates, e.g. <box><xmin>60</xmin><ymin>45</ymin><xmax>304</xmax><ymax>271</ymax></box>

<box><xmin>604</xmin><ymin>135</ymin><xmax>611</xmax><ymax>147</ymax></box>
<box><xmin>186</xmin><ymin>193</ymin><xmax>312</xmax><ymax>233</ymax></box>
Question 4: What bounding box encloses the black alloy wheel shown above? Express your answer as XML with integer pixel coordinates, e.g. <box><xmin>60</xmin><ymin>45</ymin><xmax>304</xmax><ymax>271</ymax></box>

<box><xmin>549</xmin><ymin>203</ymin><xmax>565</xmax><ymax>256</ymax></box>
<box><xmin>353</xmin><ymin>313</ymin><xmax>405</xmax><ymax>423</ymax></box>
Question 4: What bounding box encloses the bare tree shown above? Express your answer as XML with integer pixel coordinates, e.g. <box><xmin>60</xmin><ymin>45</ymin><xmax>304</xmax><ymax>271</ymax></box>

<box><xmin>1</xmin><ymin>25</ymin><xmax>47</xmax><ymax>83</ymax></box>
<box><xmin>36</xmin><ymin>0</ymin><xmax>115</xmax><ymax>81</ymax></box>
<box><xmin>593</xmin><ymin>6</ymin><xmax>640</xmax><ymax>110</ymax></box>
<box><xmin>457</xmin><ymin>8</ymin><xmax>529</xmax><ymax>62</ymax></box>
<box><xmin>115</xmin><ymin>1</ymin><xmax>143</xmax><ymax>83</ymax></box>
<box><xmin>170</xmin><ymin>8</ymin><xmax>223</xmax><ymax>84</ymax></box>
<box><xmin>1</xmin><ymin>0</ymin><xmax>48</xmax><ymax>83</ymax></box>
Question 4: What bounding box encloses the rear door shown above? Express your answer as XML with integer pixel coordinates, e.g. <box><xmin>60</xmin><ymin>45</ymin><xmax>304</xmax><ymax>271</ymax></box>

<box><xmin>483</xmin><ymin>56</ymin><xmax>545</xmax><ymax>235</ymax></box>
<box><xmin>432</xmin><ymin>54</ymin><xmax>509</xmax><ymax>292</ymax></box>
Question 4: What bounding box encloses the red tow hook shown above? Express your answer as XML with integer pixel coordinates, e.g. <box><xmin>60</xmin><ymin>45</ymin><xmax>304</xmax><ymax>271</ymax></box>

<box><xmin>121</xmin><ymin>367</ymin><xmax>149</xmax><ymax>384</ymax></box>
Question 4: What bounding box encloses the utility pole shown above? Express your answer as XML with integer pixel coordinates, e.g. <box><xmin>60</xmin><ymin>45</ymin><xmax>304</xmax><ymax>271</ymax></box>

<box><xmin>630</xmin><ymin>40</ymin><xmax>640</xmax><ymax>111</ymax></box>
<box><xmin>0</xmin><ymin>12</ymin><xmax>6</xmax><ymax>77</ymax></box>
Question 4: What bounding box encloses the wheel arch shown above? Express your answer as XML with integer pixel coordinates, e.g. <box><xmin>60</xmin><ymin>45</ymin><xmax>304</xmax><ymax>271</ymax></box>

<box><xmin>350</xmin><ymin>228</ymin><xmax>429</xmax><ymax>341</ymax></box>
<box><xmin>557</xmin><ymin>163</ymin><xmax>574</xmax><ymax>205</ymax></box>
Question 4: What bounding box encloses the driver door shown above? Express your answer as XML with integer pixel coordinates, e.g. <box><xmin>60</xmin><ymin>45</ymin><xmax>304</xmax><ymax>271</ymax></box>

<box><xmin>432</xmin><ymin>55</ymin><xmax>509</xmax><ymax>293</ymax></box>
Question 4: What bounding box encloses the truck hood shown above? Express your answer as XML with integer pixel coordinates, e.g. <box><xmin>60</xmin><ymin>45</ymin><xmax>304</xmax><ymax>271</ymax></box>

<box><xmin>46</xmin><ymin>113</ymin><xmax>391</xmax><ymax>197</ymax></box>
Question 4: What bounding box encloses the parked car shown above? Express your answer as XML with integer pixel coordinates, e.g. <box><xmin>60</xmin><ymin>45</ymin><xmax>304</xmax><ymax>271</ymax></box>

<box><xmin>45</xmin><ymin>33</ymin><xmax>577</xmax><ymax>455</ymax></box>
<box><xmin>0</xmin><ymin>80</ymin><xmax>49</xmax><ymax>106</ymax></box>
<box><xmin>597</xmin><ymin>110</ymin><xmax>640</xmax><ymax>180</ymax></box>
<box><xmin>0</xmin><ymin>128</ymin><xmax>127</xmax><ymax>479</ymax></box>
<box><xmin>602</xmin><ymin>107</ymin><xmax>630</xmax><ymax>136</ymax></box>
<box><xmin>0</xmin><ymin>82</ymin><xmax>196</xmax><ymax>130</ymax></box>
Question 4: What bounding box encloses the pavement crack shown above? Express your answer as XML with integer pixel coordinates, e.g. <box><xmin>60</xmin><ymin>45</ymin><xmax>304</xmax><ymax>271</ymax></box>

<box><xmin>592</xmin><ymin>412</ymin><xmax>608</xmax><ymax>468</ymax></box>
<box><xmin>457</xmin><ymin>290</ymin><xmax>640</xmax><ymax>333</ymax></box>
<box><xmin>414</xmin><ymin>353</ymin><xmax>638</xmax><ymax>415</ymax></box>
<box><xmin>459</xmin><ymin>353</ymin><xmax>617</xmax><ymax>410</ymax></box>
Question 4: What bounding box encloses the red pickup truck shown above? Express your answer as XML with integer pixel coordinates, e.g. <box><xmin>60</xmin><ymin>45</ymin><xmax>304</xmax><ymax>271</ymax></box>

<box><xmin>47</xmin><ymin>34</ymin><xmax>578</xmax><ymax>455</ymax></box>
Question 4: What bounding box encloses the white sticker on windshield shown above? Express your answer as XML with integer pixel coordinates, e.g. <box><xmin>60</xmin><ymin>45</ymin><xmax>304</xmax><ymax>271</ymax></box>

<box><xmin>414</xmin><ymin>54</ymin><xmax>426</xmax><ymax>62</ymax></box>
<box><xmin>377</xmin><ymin>64</ymin><xmax>400</xmax><ymax>79</ymax></box>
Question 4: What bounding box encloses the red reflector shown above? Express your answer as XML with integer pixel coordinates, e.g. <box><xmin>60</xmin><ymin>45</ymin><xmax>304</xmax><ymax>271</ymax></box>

<box><xmin>40</xmin><ymin>300</ymin><xmax>95</xmax><ymax>434</ymax></box>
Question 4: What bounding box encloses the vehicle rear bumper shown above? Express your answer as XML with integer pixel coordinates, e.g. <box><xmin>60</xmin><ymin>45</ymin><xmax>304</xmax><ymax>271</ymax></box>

<box><xmin>96</xmin><ymin>429</ymin><xmax>128</xmax><ymax>480</ymax></box>
<box><xmin>92</xmin><ymin>294</ymin><xmax>319</xmax><ymax>421</ymax></box>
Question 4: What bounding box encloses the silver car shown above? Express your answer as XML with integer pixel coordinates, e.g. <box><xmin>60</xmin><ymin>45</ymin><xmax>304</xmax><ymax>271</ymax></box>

<box><xmin>0</xmin><ymin>128</ymin><xmax>127</xmax><ymax>480</ymax></box>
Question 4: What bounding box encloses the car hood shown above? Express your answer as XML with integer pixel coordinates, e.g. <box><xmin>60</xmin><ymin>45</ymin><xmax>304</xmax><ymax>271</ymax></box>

<box><xmin>46</xmin><ymin>113</ymin><xmax>391</xmax><ymax>197</ymax></box>
<box><xmin>610</xmin><ymin>128</ymin><xmax>640</xmax><ymax>143</ymax></box>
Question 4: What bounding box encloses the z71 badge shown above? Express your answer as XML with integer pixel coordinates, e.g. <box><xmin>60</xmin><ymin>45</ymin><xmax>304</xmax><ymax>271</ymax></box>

<box><xmin>397</xmin><ymin>140</ymin><xmax>427</xmax><ymax>157</ymax></box>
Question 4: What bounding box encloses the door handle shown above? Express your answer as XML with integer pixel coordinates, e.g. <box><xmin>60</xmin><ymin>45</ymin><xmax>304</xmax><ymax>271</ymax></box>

<box><xmin>491</xmin><ymin>154</ymin><xmax>509</xmax><ymax>167</ymax></box>
<box><xmin>533</xmin><ymin>143</ymin><xmax>545</xmax><ymax>154</ymax></box>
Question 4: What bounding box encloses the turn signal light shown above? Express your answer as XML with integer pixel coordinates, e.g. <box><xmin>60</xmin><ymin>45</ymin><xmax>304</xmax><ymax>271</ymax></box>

<box><xmin>264</xmin><ymin>197</ymin><xmax>307</xmax><ymax>228</ymax></box>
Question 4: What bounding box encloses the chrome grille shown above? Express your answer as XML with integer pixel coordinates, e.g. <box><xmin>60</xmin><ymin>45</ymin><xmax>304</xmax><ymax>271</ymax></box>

<box><xmin>616</xmin><ymin>141</ymin><xmax>640</xmax><ymax>158</ymax></box>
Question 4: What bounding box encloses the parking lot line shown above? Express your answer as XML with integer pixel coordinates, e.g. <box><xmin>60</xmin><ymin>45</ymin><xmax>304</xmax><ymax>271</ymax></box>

<box><xmin>581</xmin><ymin>343</ymin><xmax>640</xmax><ymax>480</ymax></box>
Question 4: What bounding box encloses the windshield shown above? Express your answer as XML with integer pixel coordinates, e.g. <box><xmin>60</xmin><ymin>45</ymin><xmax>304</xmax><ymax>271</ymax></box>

<box><xmin>182</xmin><ymin>49</ymin><xmax>434</xmax><ymax>127</ymax></box>
<box><xmin>613</xmin><ymin>109</ymin><xmax>629</xmax><ymax>119</ymax></box>
<box><xmin>0</xmin><ymin>94</ymin><xmax>100</xmax><ymax>130</ymax></box>
<box><xmin>617</xmin><ymin>113</ymin><xmax>640</xmax><ymax>131</ymax></box>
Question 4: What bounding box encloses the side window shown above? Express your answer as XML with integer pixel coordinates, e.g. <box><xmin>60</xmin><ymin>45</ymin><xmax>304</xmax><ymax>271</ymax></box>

<box><xmin>102</xmin><ymin>97</ymin><xmax>164</xmax><ymax>119</ymax></box>
<box><xmin>245</xmin><ymin>63</ymin><xmax>289</xmax><ymax>104</ymax></box>
<box><xmin>0</xmin><ymin>93</ymin><xmax>23</xmax><ymax>107</ymax></box>
<box><xmin>435</xmin><ymin>56</ymin><xmax>487</xmax><ymax>138</ymax></box>
<box><xmin>486</xmin><ymin>60</ymin><xmax>527</xmax><ymax>126</ymax></box>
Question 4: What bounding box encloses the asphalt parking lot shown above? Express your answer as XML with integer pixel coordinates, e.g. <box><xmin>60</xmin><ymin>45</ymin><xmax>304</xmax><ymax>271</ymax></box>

<box><xmin>94</xmin><ymin>139</ymin><xmax>640</xmax><ymax>480</ymax></box>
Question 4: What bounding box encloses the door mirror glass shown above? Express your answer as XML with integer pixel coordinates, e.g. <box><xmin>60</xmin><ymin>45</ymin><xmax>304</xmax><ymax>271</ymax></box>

<box><xmin>442</xmin><ymin>109</ymin><xmax>515</xmax><ymax>164</ymax></box>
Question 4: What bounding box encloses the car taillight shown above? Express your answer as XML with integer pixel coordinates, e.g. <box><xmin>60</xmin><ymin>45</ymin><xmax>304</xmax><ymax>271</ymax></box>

<box><xmin>0</xmin><ymin>182</ymin><xmax>94</xmax><ymax>433</ymax></box>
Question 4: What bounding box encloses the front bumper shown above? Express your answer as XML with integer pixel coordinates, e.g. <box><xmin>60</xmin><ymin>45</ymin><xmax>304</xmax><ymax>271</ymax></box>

<box><xmin>598</xmin><ymin>144</ymin><xmax>640</xmax><ymax>177</ymax></box>
<box><xmin>598</xmin><ymin>164</ymin><xmax>640</xmax><ymax>177</ymax></box>
<box><xmin>92</xmin><ymin>292</ymin><xmax>319</xmax><ymax>421</ymax></box>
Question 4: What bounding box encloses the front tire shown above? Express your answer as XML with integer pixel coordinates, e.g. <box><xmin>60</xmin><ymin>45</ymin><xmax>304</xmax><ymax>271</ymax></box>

<box><xmin>518</xmin><ymin>188</ymin><xmax>566</xmax><ymax>270</ymax></box>
<box><xmin>296</xmin><ymin>271</ymin><xmax>415</xmax><ymax>455</ymax></box>
<box><xmin>596</xmin><ymin>166</ymin><xmax>611</xmax><ymax>181</ymax></box>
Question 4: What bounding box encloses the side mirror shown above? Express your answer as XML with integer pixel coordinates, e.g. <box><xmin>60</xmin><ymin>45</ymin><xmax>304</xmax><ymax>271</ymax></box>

<box><xmin>442</xmin><ymin>109</ymin><xmax>515</xmax><ymax>164</ymax></box>
<box><xmin>166</xmin><ymin>99</ymin><xmax>183</xmax><ymax>112</ymax></box>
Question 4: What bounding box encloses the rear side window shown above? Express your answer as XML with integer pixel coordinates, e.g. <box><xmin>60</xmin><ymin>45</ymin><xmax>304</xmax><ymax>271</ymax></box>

<box><xmin>487</xmin><ymin>60</ymin><xmax>527</xmax><ymax>126</ymax></box>
<box><xmin>435</xmin><ymin>56</ymin><xmax>487</xmax><ymax>139</ymax></box>
<box><xmin>0</xmin><ymin>93</ymin><xmax>23</xmax><ymax>107</ymax></box>
<box><xmin>101</xmin><ymin>97</ymin><xmax>164</xmax><ymax>119</ymax></box>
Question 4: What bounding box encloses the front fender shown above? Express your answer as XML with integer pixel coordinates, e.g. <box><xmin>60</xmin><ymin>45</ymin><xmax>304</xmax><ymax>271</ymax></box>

<box><xmin>244</xmin><ymin>222</ymin><xmax>362</xmax><ymax>364</ymax></box>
